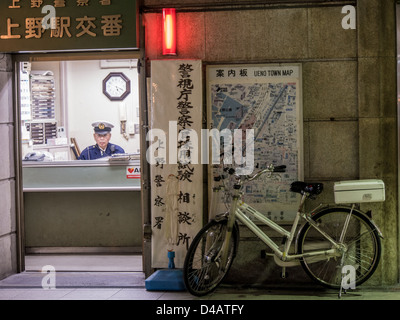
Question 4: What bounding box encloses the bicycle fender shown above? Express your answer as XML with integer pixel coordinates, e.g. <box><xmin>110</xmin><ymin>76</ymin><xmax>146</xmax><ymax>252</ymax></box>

<box><xmin>301</xmin><ymin>205</ymin><xmax>383</xmax><ymax>239</ymax></box>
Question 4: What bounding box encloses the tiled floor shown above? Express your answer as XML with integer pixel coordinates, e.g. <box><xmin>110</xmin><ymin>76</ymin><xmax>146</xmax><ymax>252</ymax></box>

<box><xmin>2</xmin><ymin>285</ymin><xmax>400</xmax><ymax>300</ymax></box>
<box><xmin>1</xmin><ymin>255</ymin><xmax>400</xmax><ymax>300</ymax></box>
<box><xmin>0</xmin><ymin>288</ymin><xmax>197</xmax><ymax>300</ymax></box>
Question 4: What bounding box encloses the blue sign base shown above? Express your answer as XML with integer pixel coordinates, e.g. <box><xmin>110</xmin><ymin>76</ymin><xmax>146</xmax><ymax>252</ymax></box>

<box><xmin>145</xmin><ymin>269</ymin><xmax>186</xmax><ymax>291</ymax></box>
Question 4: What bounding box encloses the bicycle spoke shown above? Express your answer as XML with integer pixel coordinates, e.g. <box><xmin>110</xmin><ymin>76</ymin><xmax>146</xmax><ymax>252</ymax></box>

<box><xmin>298</xmin><ymin>208</ymin><xmax>381</xmax><ymax>289</ymax></box>
<box><xmin>183</xmin><ymin>219</ymin><xmax>238</xmax><ymax>296</ymax></box>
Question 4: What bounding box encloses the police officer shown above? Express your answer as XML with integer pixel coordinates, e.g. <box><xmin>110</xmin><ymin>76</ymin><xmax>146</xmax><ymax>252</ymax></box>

<box><xmin>79</xmin><ymin>121</ymin><xmax>125</xmax><ymax>160</ymax></box>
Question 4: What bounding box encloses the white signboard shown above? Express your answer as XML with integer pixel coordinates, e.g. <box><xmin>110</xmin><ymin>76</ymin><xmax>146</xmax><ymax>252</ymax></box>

<box><xmin>207</xmin><ymin>64</ymin><xmax>303</xmax><ymax>221</ymax></box>
<box><xmin>149</xmin><ymin>60</ymin><xmax>203</xmax><ymax>268</ymax></box>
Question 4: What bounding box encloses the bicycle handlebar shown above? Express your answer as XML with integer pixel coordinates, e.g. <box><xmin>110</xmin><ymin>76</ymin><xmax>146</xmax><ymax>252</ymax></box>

<box><xmin>214</xmin><ymin>164</ymin><xmax>286</xmax><ymax>182</ymax></box>
<box><xmin>246</xmin><ymin>165</ymin><xmax>286</xmax><ymax>181</ymax></box>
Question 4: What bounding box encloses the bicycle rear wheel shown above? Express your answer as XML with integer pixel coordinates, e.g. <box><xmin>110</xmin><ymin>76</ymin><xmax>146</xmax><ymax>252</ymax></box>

<box><xmin>183</xmin><ymin>219</ymin><xmax>238</xmax><ymax>296</ymax></box>
<box><xmin>297</xmin><ymin>207</ymin><xmax>381</xmax><ymax>289</ymax></box>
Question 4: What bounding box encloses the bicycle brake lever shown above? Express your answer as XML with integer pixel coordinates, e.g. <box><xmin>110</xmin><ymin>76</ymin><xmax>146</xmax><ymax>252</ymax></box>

<box><xmin>224</xmin><ymin>168</ymin><xmax>236</xmax><ymax>175</ymax></box>
<box><xmin>273</xmin><ymin>165</ymin><xmax>286</xmax><ymax>172</ymax></box>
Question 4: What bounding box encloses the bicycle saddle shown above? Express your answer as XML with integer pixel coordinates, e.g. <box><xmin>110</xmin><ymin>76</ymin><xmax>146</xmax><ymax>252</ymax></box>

<box><xmin>290</xmin><ymin>181</ymin><xmax>323</xmax><ymax>196</ymax></box>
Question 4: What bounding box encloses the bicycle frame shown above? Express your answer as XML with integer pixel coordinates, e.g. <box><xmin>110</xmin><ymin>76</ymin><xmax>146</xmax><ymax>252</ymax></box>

<box><xmin>220</xmin><ymin>190</ymin><xmax>344</xmax><ymax>267</ymax></box>
<box><xmin>184</xmin><ymin>166</ymin><xmax>384</xmax><ymax>297</ymax></box>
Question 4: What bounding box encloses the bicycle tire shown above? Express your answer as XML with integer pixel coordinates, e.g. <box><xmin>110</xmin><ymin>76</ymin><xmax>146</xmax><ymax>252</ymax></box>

<box><xmin>297</xmin><ymin>207</ymin><xmax>381</xmax><ymax>289</ymax></box>
<box><xmin>183</xmin><ymin>219</ymin><xmax>239</xmax><ymax>296</ymax></box>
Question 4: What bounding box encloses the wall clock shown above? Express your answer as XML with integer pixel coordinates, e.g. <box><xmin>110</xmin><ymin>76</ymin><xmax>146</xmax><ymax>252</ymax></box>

<box><xmin>102</xmin><ymin>72</ymin><xmax>131</xmax><ymax>101</ymax></box>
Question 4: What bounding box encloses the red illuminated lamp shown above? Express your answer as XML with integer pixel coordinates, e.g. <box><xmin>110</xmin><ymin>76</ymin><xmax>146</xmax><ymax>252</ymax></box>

<box><xmin>162</xmin><ymin>8</ymin><xmax>176</xmax><ymax>55</ymax></box>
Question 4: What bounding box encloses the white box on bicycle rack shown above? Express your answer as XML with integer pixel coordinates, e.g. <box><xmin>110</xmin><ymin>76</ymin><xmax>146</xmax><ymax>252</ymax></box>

<box><xmin>334</xmin><ymin>179</ymin><xmax>385</xmax><ymax>204</ymax></box>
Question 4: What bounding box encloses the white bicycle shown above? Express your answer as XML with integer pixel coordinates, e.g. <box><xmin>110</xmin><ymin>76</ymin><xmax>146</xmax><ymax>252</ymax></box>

<box><xmin>183</xmin><ymin>165</ymin><xmax>383</xmax><ymax>297</ymax></box>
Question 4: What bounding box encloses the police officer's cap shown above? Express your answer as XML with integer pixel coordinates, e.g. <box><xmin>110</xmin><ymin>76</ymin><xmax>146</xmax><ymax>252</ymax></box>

<box><xmin>92</xmin><ymin>121</ymin><xmax>114</xmax><ymax>135</ymax></box>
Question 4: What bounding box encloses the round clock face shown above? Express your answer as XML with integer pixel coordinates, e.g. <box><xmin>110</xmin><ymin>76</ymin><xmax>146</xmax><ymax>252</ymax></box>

<box><xmin>103</xmin><ymin>72</ymin><xmax>131</xmax><ymax>101</ymax></box>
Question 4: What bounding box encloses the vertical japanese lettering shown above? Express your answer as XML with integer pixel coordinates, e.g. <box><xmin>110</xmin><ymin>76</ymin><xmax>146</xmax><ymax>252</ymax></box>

<box><xmin>101</xmin><ymin>14</ymin><xmax>122</xmax><ymax>36</ymax></box>
<box><xmin>31</xmin><ymin>0</ymin><xmax>44</xmax><ymax>8</ymax></box>
<box><xmin>9</xmin><ymin>0</ymin><xmax>21</xmax><ymax>9</ymax></box>
<box><xmin>76</xmin><ymin>16</ymin><xmax>97</xmax><ymax>37</ymax></box>
<box><xmin>50</xmin><ymin>17</ymin><xmax>72</xmax><ymax>38</ymax></box>
<box><xmin>25</xmin><ymin>18</ymin><xmax>43</xmax><ymax>38</ymax></box>
<box><xmin>1</xmin><ymin>18</ymin><xmax>21</xmax><ymax>39</ymax></box>
<box><xmin>54</xmin><ymin>0</ymin><xmax>66</xmax><ymax>7</ymax></box>
<box><xmin>77</xmin><ymin>0</ymin><xmax>90</xmax><ymax>6</ymax></box>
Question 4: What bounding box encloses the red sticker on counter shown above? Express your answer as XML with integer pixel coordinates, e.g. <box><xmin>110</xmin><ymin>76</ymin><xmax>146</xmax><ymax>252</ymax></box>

<box><xmin>127</xmin><ymin>166</ymin><xmax>140</xmax><ymax>179</ymax></box>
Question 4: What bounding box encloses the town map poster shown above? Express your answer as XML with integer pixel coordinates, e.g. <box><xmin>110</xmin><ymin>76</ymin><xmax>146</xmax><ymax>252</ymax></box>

<box><xmin>207</xmin><ymin>64</ymin><xmax>303</xmax><ymax>221</ymax></box>
<box><xmin>149</xmin><ymin>60</ymin><xmax>203</xmax><ymax>268</ymax></box>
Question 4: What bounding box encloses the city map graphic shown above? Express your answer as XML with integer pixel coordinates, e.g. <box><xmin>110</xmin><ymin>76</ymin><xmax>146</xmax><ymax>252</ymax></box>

<box><xmin>210</xmin><ymin>79</ymin><xmax>301</xmax><ymax>221</ymax></box>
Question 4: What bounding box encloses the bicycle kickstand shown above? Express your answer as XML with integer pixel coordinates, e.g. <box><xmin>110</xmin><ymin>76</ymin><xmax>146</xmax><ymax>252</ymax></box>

<box><xmin>338</xmin><ymin>263</ymin><xmax>348</xmax><ymax>299</ymax></box>
<box><xmin>338</xmin><ymin>283</ymin><xmax>347</xmax><ymax>299</ymax></box>
<box><xmin>280</xmin><ymin>267</ymin><xmax>287</xmax><ymax>279</ymax></box>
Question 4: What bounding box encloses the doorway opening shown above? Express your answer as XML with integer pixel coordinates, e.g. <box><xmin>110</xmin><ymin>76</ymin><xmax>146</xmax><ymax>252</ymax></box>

<box><xmin>15</xmin><ymin>52</ymin><xmax>144</xmax><ymax>273</ymax></box>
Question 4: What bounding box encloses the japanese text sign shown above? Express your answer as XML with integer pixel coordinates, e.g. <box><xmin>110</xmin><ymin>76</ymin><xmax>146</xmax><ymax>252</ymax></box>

<box><xmin>0</xmin><ymin>0</ymin><xmax>138</xmax><ymax>52</ymax></box>
<box><xmin>150</xmin><ymin>60</ymin><xmax>203</xmax><ymax>268</ymax></box>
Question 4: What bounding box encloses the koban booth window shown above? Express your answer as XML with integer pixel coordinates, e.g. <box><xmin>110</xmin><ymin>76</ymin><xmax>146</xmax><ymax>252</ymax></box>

<box><xmin>19</xmin><ymin>58</ymin><xmax>141</xmax><ymax>163</ymax></box>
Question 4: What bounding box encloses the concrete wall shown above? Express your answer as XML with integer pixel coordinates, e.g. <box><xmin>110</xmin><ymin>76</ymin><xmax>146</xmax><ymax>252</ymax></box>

<box><xmin>357</xmin><ymin>0</ymin><xmax>398</xmax><ymax>285</ymax></box>
<box><xmin>144</xmin><ymin>0</ymin><xmax>398</xmax><ymax>285</ymax></box>
<box><xmin>0</xmin><ymin>54</ymin><xmax>17</xmax><ymax>280</ymax></box>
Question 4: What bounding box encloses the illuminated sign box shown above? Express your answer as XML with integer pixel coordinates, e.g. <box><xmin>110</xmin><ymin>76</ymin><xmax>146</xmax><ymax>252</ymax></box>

<box><xmin>0</xmin><ymin>0</ymin><xmax>138</xmax><ymax>52</ymax></box>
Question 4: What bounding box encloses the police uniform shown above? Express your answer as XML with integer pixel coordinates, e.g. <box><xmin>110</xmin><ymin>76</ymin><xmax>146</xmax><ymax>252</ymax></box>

<box><xmin>79</xmin><ymin>121</ymin><xmax>125</xmax><ymax>160</ymax></box>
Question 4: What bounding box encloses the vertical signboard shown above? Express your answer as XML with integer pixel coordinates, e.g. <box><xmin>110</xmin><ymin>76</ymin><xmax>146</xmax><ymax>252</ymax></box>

<box><xmin>149</xmin><ymin>60</ymin><xmax>203</xmax><ymax>268</ymax></box>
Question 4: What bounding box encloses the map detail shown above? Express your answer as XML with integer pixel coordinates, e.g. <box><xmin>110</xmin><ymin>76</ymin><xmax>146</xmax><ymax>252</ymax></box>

<box><xmin>208</xmin><ymin>65</ymin><xmax>302</xmax><ymax>221</ymax></box>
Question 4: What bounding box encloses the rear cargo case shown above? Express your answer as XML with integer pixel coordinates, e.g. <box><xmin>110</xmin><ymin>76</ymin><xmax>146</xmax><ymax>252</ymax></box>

<box><xmin>334</xmin><ymin>180</ymin><xmax>385</xmax><ymax>204</ymax></box>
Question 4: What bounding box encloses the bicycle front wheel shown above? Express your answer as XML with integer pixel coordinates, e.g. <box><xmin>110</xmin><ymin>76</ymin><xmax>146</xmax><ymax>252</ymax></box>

<box><xmin>183</xmin><ymin>219</ymin><xmax>238</xmax><ymax>296</ymax></box>
<box><xmin>297</xmin><ymin>207</ymin><xmax>381</xmax><ymax>289</ymax></box>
